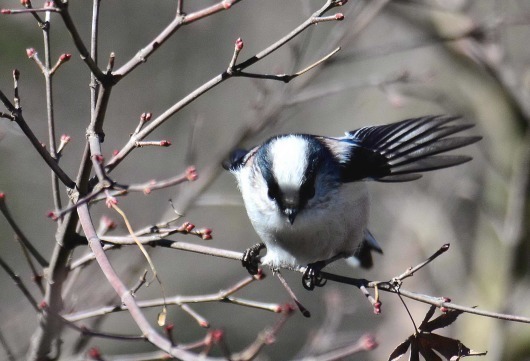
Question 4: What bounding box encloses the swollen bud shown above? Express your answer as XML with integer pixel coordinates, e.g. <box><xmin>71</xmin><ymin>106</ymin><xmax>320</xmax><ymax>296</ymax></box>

<box><xmin>235</xmin><ymin>37</ymin><xmax>244</xmax><ymax>51</ymax></box>
<box><xmin>208</xmin><ymin>329</ymin><xmax>224</xmax><ymax>343</ymax></box>
<box><xmin>87</xmin><ymin>347</ymin><xmax>102</xmax><ymax>360</ymax></box>
<box><xmin>26</xmin><ymin>48</ymin><xmax>36</xmax><ymax>58</ymax></box>
<box><xmin>373</xmin><ymin>301</ymin><xmax>382</xmax><ymax>314</ymax></box>
<box><xmin>359</xmin><ymin>334</ymin><xmax>378</xmax><ymax>351</ymax></box>
<box><xmin>200</xmin><ymin>228</ymin><xmax>213</xmax><ymax>240</ymax></box>
<box><xmin>59</xmin><ymin>53</ymin><xmax>72</xmax><ymax>63</ymax></box>
<box><xmin>60</xmin><ymin>134</ymin><xmax>71</xmax><ymax>143</ymax></box>
<box><xmin>186</xmin><ymin>166</ymin><xmax>198</xmax><ymax>181</ymax></box>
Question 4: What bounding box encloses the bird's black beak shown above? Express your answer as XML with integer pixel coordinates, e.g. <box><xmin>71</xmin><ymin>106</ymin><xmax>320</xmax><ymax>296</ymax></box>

<box><xmin>284</xmin><ymin>208</ymin><xmax>298</xmax><ymax>225</ymax></box>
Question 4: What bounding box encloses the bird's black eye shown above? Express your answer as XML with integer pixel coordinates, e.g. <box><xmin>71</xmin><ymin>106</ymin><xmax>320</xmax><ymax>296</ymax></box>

<box><xmin>267</xmin><ymin>182</ymin><xmax>280</xmax><ymax>201</ymax></box>
<box><xmin>300</xmin><ymin>182</ymin><xmax>315</xmax><ymax>201</ymax></box>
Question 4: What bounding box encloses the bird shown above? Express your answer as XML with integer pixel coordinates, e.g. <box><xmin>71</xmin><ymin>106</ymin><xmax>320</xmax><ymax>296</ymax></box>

<box><xmin>225</xmin><ymin>115</ymin><xmax>481</xmax><ymax>290</ymax></box>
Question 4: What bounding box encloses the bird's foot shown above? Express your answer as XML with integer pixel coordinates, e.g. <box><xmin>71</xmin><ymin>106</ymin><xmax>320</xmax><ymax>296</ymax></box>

<box><xmin>302</xmin><ymin>261</ymin><xmax>328</xmax><ymax>291</ymax></box>
<box><xmin>242</xmin><ymin>243</ymin><xmax>265</xmax><ymax>275</ymax></box>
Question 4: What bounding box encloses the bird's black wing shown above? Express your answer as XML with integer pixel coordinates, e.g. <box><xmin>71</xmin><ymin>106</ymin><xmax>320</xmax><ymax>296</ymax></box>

<box><xmin>327</xmin><ymin>115</ymin><xmax>481</xmax><ymax>183</ymax></box>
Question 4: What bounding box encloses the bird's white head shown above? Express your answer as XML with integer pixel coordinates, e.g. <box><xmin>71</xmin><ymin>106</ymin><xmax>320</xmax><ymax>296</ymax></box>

<box><xmin>253</xmin><ymin>134</ymin><xmax>339</xmax><ymax>224</ymax></box>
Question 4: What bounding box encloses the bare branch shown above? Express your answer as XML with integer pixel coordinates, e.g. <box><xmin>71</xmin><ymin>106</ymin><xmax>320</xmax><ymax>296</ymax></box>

<box><xmin>64</xmin><ymin>274</ymin><xmax>277</xmax><ymax>324</ymax></box>
<box><xmin>0</xmin><ymin>256</ymin><xmax>40</xmax><ymax>312</ymax></box>
<box><xmin>0</xmin><ymin>194</ymin><xmax>48</xmax><ymax>267</ymax></box>
<box><xmin>51</xmin><ymin>1</ymin><xmax>107</xmax><ymax>82</ymax></box>
<box><xmin>114</xmin><ymin>0</ymin><xmax>245</xmax><ymax>79</ymax></box>
<box><xmin>0</xmin><ymin>88</ymin><xmax>76</xmax><ymax>188</ymax></box>
<box><xmin>235</xmin><ymin>47</ymin><xmax>341</xmax><ymax>83</ymax></box>
<box><xmin>105</xmin><ymin>0</ymin><xmax>345</xmax><ymax>173</ymax></box>
<box><xmin>97</xmin><ymin>238</ymin><xmax>530</xmax><ymax>325</ymax></box>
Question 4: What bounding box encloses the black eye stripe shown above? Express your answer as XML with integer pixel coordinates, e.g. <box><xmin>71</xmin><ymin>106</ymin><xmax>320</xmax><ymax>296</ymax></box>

<box><xmin>267</xmin><ymin>180</ymin><xmax>281</xmax><ymax>200</ymax></box>
<box><xmin>254</xmin><ymin>134</ymin><xmax>340</xmax><ymax>212</ymax></box>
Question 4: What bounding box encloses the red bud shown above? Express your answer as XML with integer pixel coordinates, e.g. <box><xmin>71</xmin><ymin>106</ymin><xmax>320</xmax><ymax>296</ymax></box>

<box><xmin>105</xmin><ymin>196</ymin><xmax>118</xmax><ymax>208</ymax></box>
<box><xmin>200</xmin><ymin>228</ymin><xmax>212</xmax><ymax>240</ymax></box>
<box><xmin>87</xmin><ymin>347</ymin><xmax>102</xmax><ymax>360</ymax></box>
<box><xmin>235</xmin><ymin>37</ymin><xmax>244</xmax><ymax>51</ymax></box>
<box><xmin>373</xmin><ymin>301</ymin><xmax>382</xmax><ymax>314</ymax></box>
<box><xmin>26</xmin><ymin>48</ymin><xmax>36</xmax><ymax>58</ymax></box>
<box><xmin>59</xmin><ymin>53</ymin><xmax>71</xmax><ymax>62</ymax></box>
<box><xmin>186</xmin><ymin>166</ymin><xmax>198</xmax><ymax>181</ymax></box>
<box><xmin>360</xmin><ymin>334</ymin><xmax>378</xmax><ymax>351</ymax></box>
<box><xmin>101</xmin><ymin>215</ymin><xmax>117</xmax><ymax>229</ymax></box>
<box><xmin>184</xmin><ymin>222</ymin><xmax>195</xmax><ymax>232</ymax></box>
<box><xmin>210</xmin><ymin>329</ymin><xmax>224</xmax><ymax>342</ymax></box>
<box><xmin>46</xmin><ymin>211</ymin><xmax>58</xmax><ymax>221</ymax></box>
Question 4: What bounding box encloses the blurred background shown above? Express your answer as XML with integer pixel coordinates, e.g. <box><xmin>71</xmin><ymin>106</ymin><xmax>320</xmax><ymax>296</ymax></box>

<box><xmin>0</xmin><ymin>0</ymin><xmax>529</xmax><ymax>360</ymax></box>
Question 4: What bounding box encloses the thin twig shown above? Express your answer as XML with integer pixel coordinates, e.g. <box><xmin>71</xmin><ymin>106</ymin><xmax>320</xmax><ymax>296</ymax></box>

<box><xmin>276</xmin><ymin>271</ymin><xmax>311</xmax><ymax>317</ymax></box>
<box><xmin>292</xmin><ymin>334</ymin><xmax>377</xmax><ymax>361</ymax></box>
<box><xmin>1</xmin><ymin>7</ymin><xmax>60</xmax><ymax>14</ymax></box>
<box><xmin>52</xmin><ymin>1</ymin><xmax>106</xmax><ymax>82</ymax></box>
<box><xmin>0</xmin><ymin>328</ymin><xmax>15</xmax><ymax>361</ymax></box>
<box><xmin>0</xmin><ymin>194</ymin><xmax>48</xmax><ymax>267</ymax></box>
<box><xmin>0</xmin><ymin>89</ymin><xmax>75</xmax><ymax>188</ymax></box>
<box><xmin>40</xmin><ymin>9</ymin><xmax>63</xmax><ymax>215</ymax></box>
<box><xmin>231</xmin><ymin>306</ymin><xmax>295</xmax><ymax>361</ymax></box>
<box><xmin>105</xmin><ymin>0</ymin><xmax>344</xmax><ymax>174</ymax></box>
<box><xmin>235</xmin><ymin>47</ymin><xmax>341</xmax><ymax>83</ymax></box>
<box><xmin>77</xmin><ymin>203</ymin><xmax>220</xmax><ymax>360</ymax></box>
<box><xmin>114</xmin><ymin>0</ymin><xmax>245</xmax><ymax>79</ymax></box>
<box><xmin>0</xmin><ymin>256</ymin><xmax>40</xmax><ymax>312</ymax></box>
<box><xmin>393</xmin><ymin>243</ymin><xmax>450</xmax><ymax>282</ymax></box>
<box><xmin>15</xmin><ymin>235</ymin><xmax>45</xmax><ymax>295</ymax></box>
<box><xmin>97</xmin><ymin>238</ymin><xmax>530</xmax><ymax>324</ymax></box>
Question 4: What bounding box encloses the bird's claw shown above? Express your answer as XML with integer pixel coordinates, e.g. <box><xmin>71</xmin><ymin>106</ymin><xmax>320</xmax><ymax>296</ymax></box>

<box><xmin>242</xmin><ymin>243</ymin><xmax>265</xmax><ymax>275</ymax></box>
<box><xmin>302</xmin><ymin>262</ymin><xmax>327</xmax><ymax>291</ymax></box>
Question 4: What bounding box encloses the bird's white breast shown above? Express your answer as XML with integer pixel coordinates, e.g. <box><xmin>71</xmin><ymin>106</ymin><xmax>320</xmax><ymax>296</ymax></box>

<box><xmin>235</xmin><ymin>160</ymin><xmax>370</xmax><ymax>269</ymax></box>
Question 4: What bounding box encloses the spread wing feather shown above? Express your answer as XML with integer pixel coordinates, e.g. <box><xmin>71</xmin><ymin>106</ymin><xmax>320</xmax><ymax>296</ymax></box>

<box><xmin>333</xmin><ymin>115</ymin><xmax>481</xmax><ymax>182</ymax></box>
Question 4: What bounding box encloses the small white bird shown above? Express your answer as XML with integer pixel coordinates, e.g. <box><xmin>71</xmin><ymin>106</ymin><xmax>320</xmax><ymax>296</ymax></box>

<box><xmin>225</xmin><ymin>115</ymin><xmax>480</xmax><ymax>290</ymax></box>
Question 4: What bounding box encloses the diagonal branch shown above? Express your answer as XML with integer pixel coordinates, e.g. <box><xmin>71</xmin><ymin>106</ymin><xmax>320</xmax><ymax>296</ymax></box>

<box><xmin>0</xmin><ymin>256</ymin><xmax>40</xmax><ymax>312</ymax></box>
<box><xmin>52</xmin><ymin>1</ymin><xmax>106</xmax><ymax>82</ymax></box>
<box><xmin>0</xmin><ymin>89</ymin><xmax>76</xmax><ymax>189</ymax></box>
<box><xmin>114</xmin><ymin>0</ymin><xmax>245</xmax><ymax>79</ymax></box>
<box><xmin>78</xmin><ymin>203</ymin><xmax>214</xmax><ymax>360</ymax></box>
<box><xmin>105</xmin><ymin>0</ymin><xmax>344</xmax><ymax>173</ymax></box>
<box><xmin>0</xmin><ymin>194</ymin><xmax>48</xmax><ymax>267</ymax></box>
